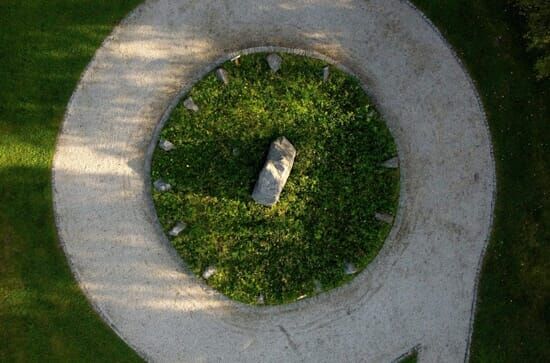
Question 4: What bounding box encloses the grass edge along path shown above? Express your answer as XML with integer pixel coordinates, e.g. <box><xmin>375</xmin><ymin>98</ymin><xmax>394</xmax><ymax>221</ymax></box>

<box><xmin>410</xmin><ymin>0</ymin><xmax>550</xmax><ymax>362</ymax></box>
<box><xmin>0</xmin><ymin>1</ymin><xmax>143</xmax><ymax>361</ymax></box>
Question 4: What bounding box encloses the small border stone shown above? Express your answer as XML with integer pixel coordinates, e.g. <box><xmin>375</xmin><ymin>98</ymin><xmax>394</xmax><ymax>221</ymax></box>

<box><xmin>230</xmin><ymin>54</ymin><xmax>241</xmax><ymax>65</ymax></box>
<box><xmin>202</xmin><ymin>266</ymin><xmax>217</xmax><ymax>279</ymax></box>
<box><xmin>153</xmin><ymin>179</ymin><xmax>171</xmax><ymax>192</ymax></box>
<box><xmin>344</xmin><ymin>262</ymin><xmax>357</xmax><ymax>275</ymax></box>
<box><xmin>158</xmin><ymin>139</ymin><xmax>175</xmax><ymax>151</ymax></box>
<box><xmin>215</xmin><ymin>68</ymin><xmax>229</xmax><ymax>84</ymax></box>
<box><xmin>314</xmin><ymin>279</ymin><xmax>323</xmax><ymax>293</ymax></box>
<box><xmin>256</xmin><ymin>294</ymin><xmax>265</xmax><ymax>305</ymax></box>
<box><xmin>168</xmin><ymin>221</ymin><xmax>186</xmax><ymax>237</ymax></box>
<box><xmin>382</xmin><ymin>157</ymin><xmax>399</xmax><ymax>169</ymax></box>
<box><xmin>266</xmin><ymin>53</ymin><xmax>282</xmax><ymax>72</ymax></box>
<box><xmin>323</xmin><ymin>66</ymin><xmax>330</xmax><ymax>82</ymax></box>
<box><xmin>183</xmin><ymin>97</ymin><xmax>199</xmax><ymax>112</ymax></box>
<box><xmin>375</xmin><ymin>212</ymin><xmax>394</xmax><ymax>224</ymax></box>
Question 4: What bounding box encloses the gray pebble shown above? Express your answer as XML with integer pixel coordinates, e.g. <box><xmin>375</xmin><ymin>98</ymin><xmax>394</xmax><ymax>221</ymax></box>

<box><xmin>382</xmin><ymin>157</ymin><xmax>399</xmax><ymax>169</ymax></box>
<box><xmin>375</xmin><ymin>212</ymin><xmax>394</xmax><ymax>224</ymax></box>
<box><xmin>256</xmin><ymin>294</ymin><xmax>265</xmax><ymax>304</ymax></box>
<box><xmin>168</xmin><ymin>221</ymin><xmax>187</xmax><ymax>237</ymax></box>
<box><xmin>159</xmin><ymin>139</ymin><xmax>175</xmax><ymax>151</ymax></box>
<box><xmin>183</xmin><ymin>97</ymin><xmax>199</xmax><ymax>112</ymax></box>
<box><xmin>344</xmin><ymin>262</ymin><xmax>357</xmax><ymax>275</ymax></box>
<box><xmin>323</xmin><ymin>66</ymin><xmax>330</xmax><ymax>82</ymax></box>
<box><xmin>230</xmin><ymin>55</ymin><xmax>241</xmax><ymax>64</ymax></box>
<box><xmin>314</xmin><ymin>280</ymin><xmax>323</xmax><ymax>293</ymax></box>
<box><xmin>153</xmin><ymin>179</ymin><xmax>171</xmax><ymax>192</ymax></box>
<box><xmin>202</xmin><ymin>266</ymin><xmax>217</xmax><ymax>279</ymax></box>
<box><xmin>215</xmin><ymin>68</ymin><xmax>229</xmax><ymax>85</ymax></box>
<box><xmin>266</xmin><ymin>53</ymin><xmax>282</xmax><ymax>72</ymax></box>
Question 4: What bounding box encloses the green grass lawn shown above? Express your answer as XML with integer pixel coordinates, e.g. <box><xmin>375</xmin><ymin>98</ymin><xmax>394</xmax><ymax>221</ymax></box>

<box><xmin>399</xmin><ymin>351</ymin><xmax>418</xmax><ymax>363</ymax></box>
<box><xmin>152</xmin><ymin>53</ymin><xmax>398</xmax><ymax>305</ymax></box>
<box><xmin>411</xmin><ymin>0</ymin><xmax>549</xmax><ymax>361</ymax></box>
<box><xmin>1</xmin><ymin>0</ymin><xmax>548</xmax><ymax>361</ymax></box>
<box><xmin>0</xmin><ymin>1</ymin><xmax>142</xmax><ymax>361</ymax></box>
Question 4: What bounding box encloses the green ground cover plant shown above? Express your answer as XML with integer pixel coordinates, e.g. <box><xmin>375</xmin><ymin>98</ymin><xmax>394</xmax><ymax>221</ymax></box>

<box><xmin>399</xmin><ymin>351</ymin><xmax>418</xmax><ymax>363</ymax></box>
<box><xmin>510</xmin><ymin>0</ymin><xmax>550</xmax><ymax>78</ymax></box>
<box><xmin>152</xmin><ymin>53</ymin><xmax>399</xmax><ymax>305</ymax></box>
<box><xmin>412</xmin><ymin>0</ymin><xmax>549</xmax><ymax>361</ymax></box>
<box><xmin>0</xmin><ymin>1</ymin><xmax>142</xmax><ymax>361</ymax></box>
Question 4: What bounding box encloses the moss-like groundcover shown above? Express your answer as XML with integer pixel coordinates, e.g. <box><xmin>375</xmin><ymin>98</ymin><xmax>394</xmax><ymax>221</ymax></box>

<box><xmin>151</xmin><ymin>53</ymin><xmax>399</xmax><ymax>305</ymax></box>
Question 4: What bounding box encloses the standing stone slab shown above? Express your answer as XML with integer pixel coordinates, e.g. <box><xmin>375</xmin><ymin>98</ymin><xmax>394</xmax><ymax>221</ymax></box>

<box><xmin>323</xmin><ymin>66</ymin><xmax>330</xmax><ymax>82</ymax></box>
<box><xmin>256</xmin><ymin>294</ymin><xmax>265</xmax><ymax>305</ymax></box>
<box><xmin>252</xmin><ymin>137</ymin><xmax>296</xmax><ymax>206</ymax></box>
<box><xmin>153</xmin><ymin>179</ymin><xmax>171</xmax><ymax>192</ymax></box>
<box><xmin>183</xmin><ymin>97</ymin><xmax>199</xmax><ymax>112</ymax></box>
<box><xmin>215</xmin><ymin>68</ymin><xmax>229</xmax><ymax>84</ymax></box>
<box><xmin>266</xmin><ymin>53</ymin><xmax>282</xmax><ymax>72</ymax></box>
<box><xmin>375</xmin><ymin>212</ymin><xmax>394</xmax><ymax>224</ymax></box>
<box><xmin>202</xmin><ymin>266</ymin><xmax>216</xmax><ymax>279</ymax></box>
<box><xmin>230</xmin><ymin>55</ymin><xmax>241</xmax><ymax>65</ymax></box>
<box><xmin>168</xmin><ymin>221</ymin><xmax>186</xmax><ymax>237</ymax></box>
<box><xmin>382</xmin><ymin>157</ymin><xmax>399</xmax><ymax>169</ymax></box>
<box><xmin>158</xmin><ymin>139</ymin><xmax>175</xmax><ymax>151</ymax></box>
<box><xmin>344</xmin><ymin>262</ymin><xmax>357</xmax><ymax>275</ymax></box>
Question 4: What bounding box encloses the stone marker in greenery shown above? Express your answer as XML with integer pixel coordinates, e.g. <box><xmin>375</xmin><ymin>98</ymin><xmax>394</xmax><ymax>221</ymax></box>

<box><xmin>151</xmin><ymin>52</ymin><xmax>399</xmax><ymax>305</ymax></box>
<box><xmin>252</xmin><ymin>136</ymin><xmax>296</xmax><ymax>206</ymax></box>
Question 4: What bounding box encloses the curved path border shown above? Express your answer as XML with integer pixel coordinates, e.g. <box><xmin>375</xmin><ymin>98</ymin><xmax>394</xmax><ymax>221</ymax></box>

<box><xmin>52</xmin><ymin>1</ymin><xmax>495</xmax><ymax>362</ymax></box>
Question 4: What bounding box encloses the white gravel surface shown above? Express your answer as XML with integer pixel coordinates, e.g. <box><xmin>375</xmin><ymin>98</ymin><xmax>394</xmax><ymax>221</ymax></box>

<box><xmin>52</xmin><ymin>1</ymin><xmax>495</xmax><ymax>362</ymax></box>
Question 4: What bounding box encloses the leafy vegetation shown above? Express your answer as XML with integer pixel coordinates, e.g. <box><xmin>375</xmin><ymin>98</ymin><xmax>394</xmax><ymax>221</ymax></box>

<box><xmin>0</xmin><ymin>1</ymin><xmax>143</xmax><ymax>361</ymax></box>
<box><xmin>399</xmin><ymin>351</ymin><xmax>418</xmax><ymax>363</ymax></box>
<box><xmin>412</xmin><ymin>0</ymin><xmax>549</xmax><ymax>361</ymax></box>
<box><xmin>510</xmin><ymin>0</ymin><xmax>550</xmax><ymax>78</ymax></box>
<box><xmin>152</xmin><ymin>53</ymin><xmax>399</xmax><ymax>305</ymax></box>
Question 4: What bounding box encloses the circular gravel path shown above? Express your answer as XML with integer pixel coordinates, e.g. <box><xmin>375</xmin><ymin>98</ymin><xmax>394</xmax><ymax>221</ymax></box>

<box><xmin>53</xmin><ymin>1</ymin><xmax>495</xmax><ymax>362</ymax></box>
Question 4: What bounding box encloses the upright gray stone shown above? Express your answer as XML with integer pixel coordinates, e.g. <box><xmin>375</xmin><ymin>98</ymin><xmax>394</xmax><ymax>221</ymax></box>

<box><xmin>344</xmin><ymin>262</ymin><xmax>357</xmax><ymax>275</ymax></box>
<box><xmin>323</xmin><ymin>66</ymin><xmax>330</xmax><ymax>82</ymax></box>
<box><xmin>202</xmin><ymin>266</ymin><xmax>217</xmax><ymax>279</ymax></box>
<box><xmin>382</xmin><ymin>157</ymin><xmax>399</xmax><ymax>169</ymax></box>
<box><xmin>159</xmin><ymin>139</ymin><xmax>175</xmax><ymax>151</ymax></box>
<box><xmin>153</xmin><ymin>179</ymin><xmax>171</xmax><ymax>192</ymax></box>
<box><xmin>215</xmin><ymin>68</ymin><xmax>229</xmax><ymax>85</ymax></box>
<box><xmin>230</xmin><ymin>55</ymin><xmax>241</xmax><ymax>65</ymax></box>
<box><xmin>183</xmin><ymin>97</ymin><xmax>199</xmax><ymax>112</ymax></box>
<box><xmin>256</xmin><ymin>294</ymin><xmax>265</xmax><ymax>305</ymax></box>
<box><xmin>375</xmin><ymin>212</ymin><xmax>394</xmax><ymax>224</ymax></box>
<box><xmin>252</xmin><ymin>137</ymin><xmax>296</xmax><ymax>206</ymax></box>
<box><xmin>168</xmin><ymin>221</ymin><xmax>186</xmax><ymax>236</ymax></box>
<box><xmin>266</xmin><ymin>53</ymin><xmax>282</xmax><ymax>72</ymax></box>
<box><xmin>314</xmin><ymin>279</ymin><xmax>323</xmax><ymax>293</ymax></box>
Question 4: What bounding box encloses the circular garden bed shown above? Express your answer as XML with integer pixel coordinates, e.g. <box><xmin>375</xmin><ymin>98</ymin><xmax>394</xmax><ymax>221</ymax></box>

<box><xmin>151</xmin><ymin>52</ymin><xmax>399</xmax><ymax>305</ymax></box>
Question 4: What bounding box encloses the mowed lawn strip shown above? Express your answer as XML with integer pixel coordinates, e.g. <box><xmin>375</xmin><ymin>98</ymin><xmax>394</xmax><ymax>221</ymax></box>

<box><xmin>411</xmin><ymin>0</ymin><xmax>550</xmax><ymax>361</ymax></box>
<box><xmin>0</xmin><ymin>1</ymin><xmax>142</xmax><ymax>361</ymax></box>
